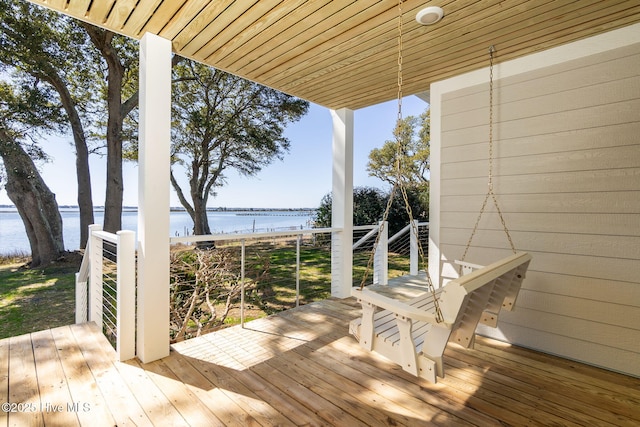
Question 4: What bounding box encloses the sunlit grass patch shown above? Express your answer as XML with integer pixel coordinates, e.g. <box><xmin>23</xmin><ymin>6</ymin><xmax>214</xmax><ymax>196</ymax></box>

<box><xmin>0</xmin><ymin>255</ymin><xmax>79</xmax><ymax>339</ymax></box>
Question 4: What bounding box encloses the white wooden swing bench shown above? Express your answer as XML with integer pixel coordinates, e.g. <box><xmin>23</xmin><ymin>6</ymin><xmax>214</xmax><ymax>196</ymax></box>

<box><xmin>350</xmin><ymin>252</ymin><xmax>532</xmax><ymax>383</ymax></box>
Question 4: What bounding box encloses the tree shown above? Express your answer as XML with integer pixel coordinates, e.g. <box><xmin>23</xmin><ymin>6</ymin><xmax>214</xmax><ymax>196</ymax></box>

<box><xmin>315</xmin><ymin>186</ymin><xmax>386</xmax><ymax>229</ymax></box>
<box><xmin>0</xmin><ymin>82</ymin><xmax>65</xmax><ymax>266</ymax></box>
<box><xmin>367</xmin><ymin>110</ymin><xmax>430</xmax><ymax>186</ymax></box>
<box><xmin>0</xmin><ymin>0</ymin><xmax>95</xmax><ymax>246</ymax></box>
<box><xmin>367</xmin><ymin>109</ymin><xmax>430</xmax><ymax>231</ymax></box>
<box><xmin>315</xmin><ymin>186</ymin><xmax>426</xmax><ymax>236</ymax></box>
<box><xmin>0</xmin><ymin>1</ymin><xmax>141</xmax><ymax>236</ymax></box>
<box><xmin>82</xmin><ymin>24</ymin><xmax>139</xmax><ymax>233</ymax></box>
<box><xmin>170</xmin><ymin>61</ymin><xmax>309</xmax><ymax>235</ymax></box>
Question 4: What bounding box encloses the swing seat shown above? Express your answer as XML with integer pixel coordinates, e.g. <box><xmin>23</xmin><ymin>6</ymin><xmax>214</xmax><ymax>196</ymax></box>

<box><xmin>350</xmin><ymin>252</ymin><xmax>531</xmax><ymax>383</ymax></box>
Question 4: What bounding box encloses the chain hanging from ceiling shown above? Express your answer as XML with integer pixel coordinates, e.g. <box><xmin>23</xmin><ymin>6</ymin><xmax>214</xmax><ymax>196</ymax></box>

<box><xmin>358</xmin><ymin>0</ymin><xmax>443</xmax><ymax>323</ymax></box>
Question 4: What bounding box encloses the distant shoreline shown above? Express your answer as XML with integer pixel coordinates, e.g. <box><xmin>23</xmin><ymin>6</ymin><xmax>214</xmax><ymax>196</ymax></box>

<box><xmin>0</xmin><ymin>205</ymin><xmax>317</xmax><ymax>213</ymax></box>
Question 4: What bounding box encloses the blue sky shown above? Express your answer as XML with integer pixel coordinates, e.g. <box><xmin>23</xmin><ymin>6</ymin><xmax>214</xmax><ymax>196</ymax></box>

<box><xmin>0</xmin><ymin>96</ymin><xmax>428</xmax><ymax>209</ymax></box>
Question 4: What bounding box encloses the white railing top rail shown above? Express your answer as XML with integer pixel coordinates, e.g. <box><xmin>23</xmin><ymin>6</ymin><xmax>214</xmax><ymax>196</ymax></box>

<box><xmin>76</xmin><ymin>227</ymin><xmax>121</xmax><ymax>284</ymax></box>
<box><xmin>92</xmin><ymin>229</ymin><xmax>119</xmax><ymax>244</ymax></box>
<box><xmin>353</xmin><ymin>224</ymin><xmax>381</xmax><ymax>250</ymax></box>
<box><xmin>170</xmin><ymin>227</ymin><xmax>340</xmax><ymax>244</ymax></box>
<box><xmin>353</xmin><ymin>224</ymin><xmax>378</xmax><ymax>231</ymax></box>
<box><xmin>388</xmin><ymin>221</ymin><xmax>429</xmax><ymax>245</ymax></box>
<box><xmin>387</xmin><ymin>223</ymin><xmax>411</xmax><ymax>245</ymax></box>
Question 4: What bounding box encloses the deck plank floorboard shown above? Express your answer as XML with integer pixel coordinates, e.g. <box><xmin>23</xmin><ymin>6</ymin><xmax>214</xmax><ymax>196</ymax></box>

<box><xmin>2</xmin><ymin>298</ymin><xmax>639</xmax><ymax>426</ymax></box>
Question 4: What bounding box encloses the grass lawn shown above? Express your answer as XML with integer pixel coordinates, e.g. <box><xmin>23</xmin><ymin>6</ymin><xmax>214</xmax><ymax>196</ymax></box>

<box><xmin>0</xmin><ymin>254</ymin><xmax>80</xmax><ymax>339</ymax></box>
<box><xmin>228</xmin><ymin>243</ymin><xmax>412</xmax><ymax>312</ymax></box>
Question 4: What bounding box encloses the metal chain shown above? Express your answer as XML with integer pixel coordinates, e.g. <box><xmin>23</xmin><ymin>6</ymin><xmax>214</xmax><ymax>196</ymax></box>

<box><xmin>488</xmin><ymin>45</ymin><xmax>495</xmax><ymax>190</ymax></box>
<box><xmin>460</xmin><ymin>46</ymin><xmax>516</xmax><ymax>264</ymax></box>
<box><xmin>359</xmin><ymin>0</ymin><xmax>443</xmax><ymax>323</ymax></box>
<box><xmin>397</xmin><ymin>0</ymin><xmax>403</xmax><ymax>123</ymax></box>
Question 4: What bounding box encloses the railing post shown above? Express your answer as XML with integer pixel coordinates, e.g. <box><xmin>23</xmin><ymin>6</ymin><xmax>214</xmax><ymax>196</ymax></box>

<box><xmin>75</xmin><ymin>272</ymin><xmax>87</xmax><ymax>324</ymax></box>
<box><xmin>410</xmin><ymin>219</ymin><xmax>419</xmax><ymax>276</ymax></box>
<box><xmin>116</xmin><ymin>230</ymin><xmax>136</xmax><ymax>361</ymax></box>
<box><xmin>296</xmin><ymin>234</ymin><xmax>301</xmax><ymax>307</ymax></box>
<box><xmin>240</xmin><ymin>239</ymin><xmax>246</xmax><ymax>328</ymax></box>
<box><xmin>75</xmin><ymin>237</ymin><xmax>91</xmax><ymax>323</ymax></box>
<box><xmin>88</xmin><ymin>224</ymin><xmax>103</xmax><ymax>330</ymax></box>
<box><xmin>373</xmin><ymin>221</ymin><xmax>388</xmax><ymax>285</ymax></box>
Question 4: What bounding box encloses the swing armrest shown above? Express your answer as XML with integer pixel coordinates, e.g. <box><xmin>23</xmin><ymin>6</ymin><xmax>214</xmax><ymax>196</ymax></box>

<box><xmin>454</xmin><ymin>259</ymin><xmax>485</xmax><ymax>273</ymax></box>
<box><xmin>352</xmin><ymin>287</ymin><xmax>447</xmax><ymax>326</ymax></box>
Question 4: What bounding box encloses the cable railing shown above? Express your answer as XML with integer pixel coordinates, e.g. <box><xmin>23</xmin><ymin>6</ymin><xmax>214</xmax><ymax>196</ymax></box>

<box><xmin>169</xmin><ymin>227</ymin><xmax>338</xmax><ymax>341</ymax></box>
<box><xmin>352</xmin><ymin>224</ymin><xmax>388</xmax><ymax>286</ymax></box>
<box><xmin>72</xmin><ymin>221</ymin><xmax>428</xmax><ymax>351</ymax></box>
<box><xmin>388</xmin><ymin>220</ymin><xmax>429</xmax><ymax>275</ymax></box>
<box><xmin>75</xmin><ymin>224</ymin><xmax>136</xmax><ymax>361</ymax></box>
<box><xmin>167</xmin><ymin>221</ymin><xmax>429</xmax><ymax>341</ymax></box>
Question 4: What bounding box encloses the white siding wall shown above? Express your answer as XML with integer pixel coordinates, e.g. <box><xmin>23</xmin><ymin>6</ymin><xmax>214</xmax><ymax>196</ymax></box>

<box><xmin>430</xmin><ymin>25</ymin><xmax>640</xmax><ymax>377</ymax></box>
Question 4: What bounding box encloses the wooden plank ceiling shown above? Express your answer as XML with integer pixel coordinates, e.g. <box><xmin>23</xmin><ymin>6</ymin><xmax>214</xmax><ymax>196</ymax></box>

<box><xmin>25</xmin><ymin>0</ymin><xmax>640</xmax><ymax>110</ymax></box>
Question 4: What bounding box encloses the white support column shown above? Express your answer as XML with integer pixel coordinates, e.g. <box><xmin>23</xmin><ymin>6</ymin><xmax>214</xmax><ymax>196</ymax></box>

<box><xmin>137</xmin><ymin>33</ymin><xmax>171</xmax><ymax>363</ymax></box>
<box><xmin>331</xmin><ymin>108</ymin><xmax>354</xmax><ymax>298</ymax></box>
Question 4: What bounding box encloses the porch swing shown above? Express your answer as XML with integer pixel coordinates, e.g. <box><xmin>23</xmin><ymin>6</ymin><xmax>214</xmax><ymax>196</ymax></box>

<box><xmin>349</xmin><ymin>1</ymin><xmax>531</xmax><ymax>383</ymax></box>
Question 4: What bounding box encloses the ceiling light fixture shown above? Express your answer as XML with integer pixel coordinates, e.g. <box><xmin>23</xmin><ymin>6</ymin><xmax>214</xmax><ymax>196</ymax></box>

<box><xmin>415</xmin><ymin>6</ymin><xmax>444</xmax><ymax>25</ymax></box>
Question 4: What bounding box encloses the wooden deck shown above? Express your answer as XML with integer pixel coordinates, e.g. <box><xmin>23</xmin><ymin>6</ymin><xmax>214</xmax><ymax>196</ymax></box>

<box><xmin>2</xmin><ymin>299</ymin><xmax>639</xmax><ymax>426</ymax></box>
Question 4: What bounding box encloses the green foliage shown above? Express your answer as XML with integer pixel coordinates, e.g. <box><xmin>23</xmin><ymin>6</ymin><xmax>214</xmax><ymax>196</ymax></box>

<box><xmin>0</xmin><ymin>82</ymin><xmax>65</xmax><ymax>173</ymax></box>
<box><xmin>0</xmin><ymin>0</ymin><xmax>98</xmax><ymax>137</ymax></box>
<box><xmin>367</xmin><ymin>109</ymin><xmax>430</xmax><ymax>186</ymax></box>
<box><xmin>315</xmin><ymin>185</ymin><xmax>428</xmax><ymax>236</ymax></box>
<box><xmin>315</xmin><ymin>187</ymin><xmax>384</xmax><ymax>229</ymax></box>
<box><xmin>315</xmin><ymin>193</ymin><xmax>332</xmax><ymax>230</ymax></box>
<box><xmin>169</xmin><ymin>60</ymin><xmax>310</xmax><ymax>234</ymax></box>
<box><xmin>386</xmin><ymin>185</ymin><xmax>429</xmax><ymax>234</ymax></box>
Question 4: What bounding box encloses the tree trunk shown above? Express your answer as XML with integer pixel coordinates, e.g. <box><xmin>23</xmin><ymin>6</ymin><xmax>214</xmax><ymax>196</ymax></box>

<box><xmin>0</xmin><ymin>132</ymin><xmax>64</xmax><ymax>267</ymax></box>
<box><xmin>44</xmin><ymin>72</ymin><xmax>94</xmax><ymax>248</ymax></box>
<box><xmin>192</xmin><ymin>197</ymin><xmax>212</xmax><ymax>235</ymax></box>
<box><xmin>102</xmin><ymin>48</ymin><xmax>124</xmax><ymax>233</ymax></box>
<box><xmin>84</xmin><ymin>25</ymin><xmax>125</xmax><ymax>233</ymax></box>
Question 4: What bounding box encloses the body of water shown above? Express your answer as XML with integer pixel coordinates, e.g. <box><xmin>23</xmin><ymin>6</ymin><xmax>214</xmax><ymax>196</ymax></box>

<box><xmin>0</xmin><ymin>208</ymin><xmax>316</xmax><ymax>255</ymax></box>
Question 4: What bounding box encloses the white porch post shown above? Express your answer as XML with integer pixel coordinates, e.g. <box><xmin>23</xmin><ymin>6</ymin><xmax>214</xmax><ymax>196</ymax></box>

<box><xmin>137</xmin><ymin>33</ymin><xmax>171</xmax><ymax>362</ymax></box>
<box><xmin>373</xmin><ymin>221</ymin><xmax>388</xmax><ymax>285</ymax></box>
<box><xmin>331</xmin><ymin>108</ymin><xmax>354</xmax><ymax>298</ymax></box>
<box><xmin>410</xmin><ymin>219</ymin><xmax>419</xmax><ymax>276</ymax></box>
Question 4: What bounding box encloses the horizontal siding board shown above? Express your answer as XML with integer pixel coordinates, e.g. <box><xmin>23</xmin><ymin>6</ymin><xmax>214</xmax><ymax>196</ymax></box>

<box><xmin>476</xmin><ymin>321</ymin><xmax>640</xmax><ymax>377</ymax></box>
<box><xmin>496</xmin><ymin>42</ymin><xmax>640</xmax><ymax>100</ymax></box>
<box><xmin>442</xmin><ymin>47</ymin><xmax>640</xmax><ymax>120</ymax></box>
<box><xmin>441</xmin><ymin>168</ymin><xmax>640</xmax><ymax>195</ymax></box>
<box><xmin>440</xmin><ymin>212</ymin><xmax>640</xmax><ymax>236</ymax></box>
<box><xmin>524</xmin><ymin>271</ymin><xmax>640</xmax><ymax>306</ymax></box>
<box><xmin>441</xmin><ymin>191</ymin><xmax>640</xmax><ymax>214</ymax></box>
<box><xmin>441</xmin><ymin>42</ymin><xmax>640</xmax><ymax>107</ymax></box>
<box><xmin>442</xmin><ymin>145</ymin><xmax>640</xmax><ymax>179</ymax></box>
<box><xmin>442</xmin><ymin>122</ymin><xmax>640</xmax><ymax>164</ymax></box>
<box><xmin>439</xmin><ymin>267</ymin><xmax>640</xmax><ymax>307</ymax></box>
<box><xmin>443</xmin><ymin>74</ymin><xmax>640</xmax><ymax>131</ymax></box>
<box><xmin>513</xmin><ymin>290</ymin><xmax>640</xmax><ymax>329</ymax></box>
<box><xmin>439</xmin><ymin>245</ymin><xmax>639</xmax><ymax>283</ymax></box>
<box><xmin>442</xmin><ymin>97</ymin><xmax>640</xmax><ymax>147</ymax></box>
<box><xmin>496</xmin><ymin>308</ymin><xmax>640</xmax><ymax>353</ymax></box>
<box><xmin>440</xmin><ymin>229</ymin><xmax>640</xmax><ymax>259</ymax></box>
